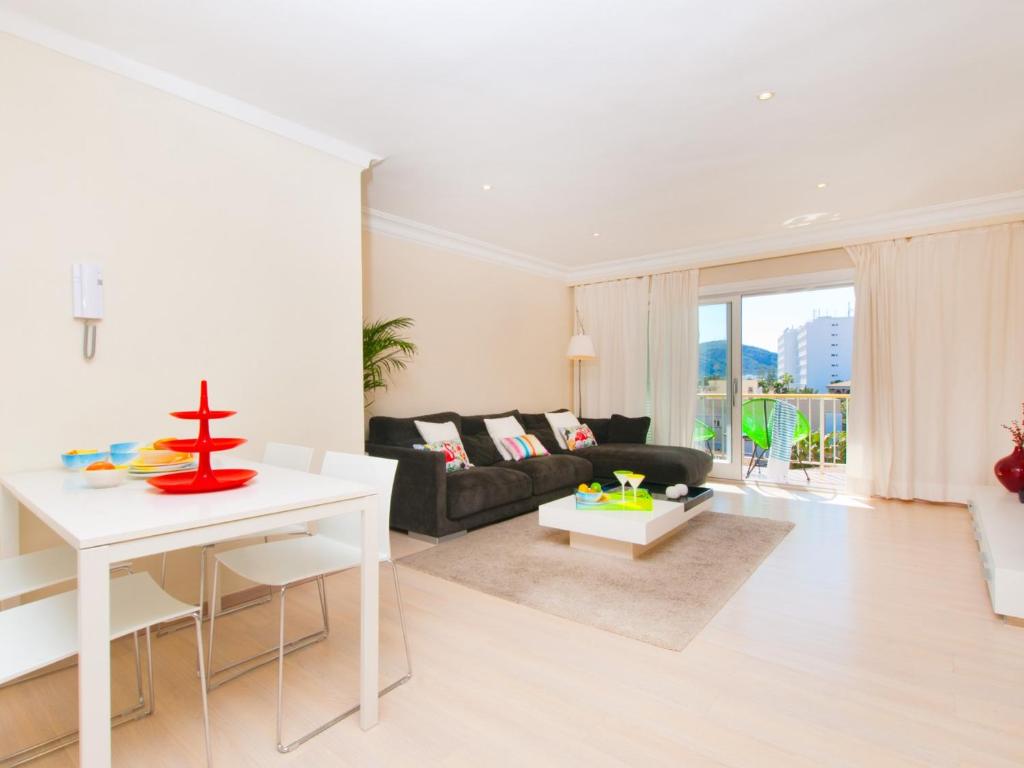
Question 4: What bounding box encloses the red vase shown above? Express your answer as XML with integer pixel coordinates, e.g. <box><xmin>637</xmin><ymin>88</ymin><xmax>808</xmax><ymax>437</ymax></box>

<box><xmin>994</xmin><ymin>446</ymin><xmax>1024</xmax><ymax>493</ymax></box>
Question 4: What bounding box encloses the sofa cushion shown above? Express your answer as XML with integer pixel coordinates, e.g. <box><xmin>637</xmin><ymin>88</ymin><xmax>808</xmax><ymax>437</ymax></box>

<box><xmin>367</xmin><ymin>412</ymin><xmax>462</xmax><ymax>448</ymax></box>
<box><xmin>608</xmin><ymin>414</ymin><xmax>651</xmax><ymax>444</ymax></box>
<box><xmin>530</xmin><ymin>426</ymin><xmax>562</xmax><ymax>455</ymax></box>
<box><xmin>573</xmin><ymin>443</ymin><xmax>713</xmax><ymax>486</ymax></box>
<box><xmin>462</xmin><ymin>432</ymin><xmax>501</xmax><ymax>466</ymax></box>
<box><xmin>446</xmin><ymin>466</ymin><xmax>532</xmax><ymax>521</ymax></box>
<box><xmin>461</xmin><ymin>410</ymin><xmax>521</xmax><ymax>436</ymax></box>
<box><xmin>520</xmin><ymin>409</ymin><xmax>570</xmax><ymax>431</ymax></box>
<box><xmin>494</xmin><ymin>454</ymin><xmax>593</xmax><ymax>495</ymax></box>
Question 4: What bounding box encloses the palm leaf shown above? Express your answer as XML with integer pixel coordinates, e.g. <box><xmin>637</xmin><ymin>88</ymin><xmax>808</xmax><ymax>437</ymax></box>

<box><xmin>363</xmin><ymin>317</ymin><xmax>418</xmax><ymax>405</ymax></box>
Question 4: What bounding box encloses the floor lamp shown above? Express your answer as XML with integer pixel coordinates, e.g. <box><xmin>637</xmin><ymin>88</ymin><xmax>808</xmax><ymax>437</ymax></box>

<box><xmin>567</xmin><ymin>312</ymin><xmax>596</xmax><ymax>417</ymax></box>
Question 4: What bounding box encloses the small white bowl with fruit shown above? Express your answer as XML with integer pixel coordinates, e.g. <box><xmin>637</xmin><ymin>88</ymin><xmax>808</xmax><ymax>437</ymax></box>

<box><xmin>82</xmin><ymin>459</ymin><xmax>128</xmax><ymax>489</ymax></box>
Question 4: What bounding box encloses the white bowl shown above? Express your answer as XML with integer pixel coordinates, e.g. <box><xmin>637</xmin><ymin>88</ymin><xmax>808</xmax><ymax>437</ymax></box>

<box><xmin>83</xmin><ymin>468</ymin><xmax>127</xmax><ymax>489</ymax></box>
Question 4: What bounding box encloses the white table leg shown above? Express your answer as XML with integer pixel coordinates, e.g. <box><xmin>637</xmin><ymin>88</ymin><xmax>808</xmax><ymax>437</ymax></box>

<box><xmin>0</xmin><ymin>486</ymin><xmax>19</xmax><ymax>608</ymax></box>
<box><xmin>359</xmin><ymin>496</ymin><xmax>379</xmax><ymax>730</ymax></box>
<box><xmin>78</xmin><ymin>546</ymin><xmax>112</xmax><ymax>767</ymax></box>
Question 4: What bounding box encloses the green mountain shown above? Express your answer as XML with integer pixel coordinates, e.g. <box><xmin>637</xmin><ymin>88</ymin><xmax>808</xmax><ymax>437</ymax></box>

<box><xmin>699</xmin><ymin>340</ymin><xmax>777</xmax><ymax>379</ymax></box>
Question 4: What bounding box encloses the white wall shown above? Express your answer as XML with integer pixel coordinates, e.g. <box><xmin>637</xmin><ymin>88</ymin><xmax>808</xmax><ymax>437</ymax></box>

<box><xmin>0</xmin><ymin>34</ymin><xmax>365</xmax><ymax>579</ymax></box>
<box><xmin>362</xmin><ymin>230</ymin><xmax>572</xmax><ymax>418</ymax></box>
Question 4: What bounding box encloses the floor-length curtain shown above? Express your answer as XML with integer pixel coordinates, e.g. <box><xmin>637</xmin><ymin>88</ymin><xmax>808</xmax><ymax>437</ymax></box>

<box><xmin>846</xmin><ymin>222</ymin><xmax>1024</xmax><ymax>503</ymax></box>
<box><xmin>576</xmin><ymin>277</ymin><xmax>650</xmax><ymax>419</ymax></box>
<box><xmin>649</xmin><ymin>270</ymin><xmax>699</xmax><ymax>446</ymax></box>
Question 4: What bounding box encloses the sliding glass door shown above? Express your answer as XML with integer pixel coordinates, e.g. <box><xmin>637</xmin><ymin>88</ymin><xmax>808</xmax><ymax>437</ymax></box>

<box><xmin>697</xmin><ymin>299</ymin><xmax>742</xmax><ymax>479</ymax></box>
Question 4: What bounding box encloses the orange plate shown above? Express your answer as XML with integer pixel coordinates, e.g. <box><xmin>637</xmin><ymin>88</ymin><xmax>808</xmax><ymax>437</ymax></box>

<box><xmin>147</xmin><ymin>468</ymin><xmax>257</xmax><ymax>494</ymax></box>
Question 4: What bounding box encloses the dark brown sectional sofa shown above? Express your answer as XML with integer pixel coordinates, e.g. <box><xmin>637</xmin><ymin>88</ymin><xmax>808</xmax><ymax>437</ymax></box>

<box><xmin>366</xmin><ymin>409</ymin><xmax>713</xmax><ymax>540</ymax></box>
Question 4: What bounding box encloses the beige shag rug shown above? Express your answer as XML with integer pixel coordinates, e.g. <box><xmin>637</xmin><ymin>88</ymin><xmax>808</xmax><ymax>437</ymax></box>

<box><xmin>399</xmin><ymin>510</ymin><xmax>794</xmax><ymax>650</ymax></box>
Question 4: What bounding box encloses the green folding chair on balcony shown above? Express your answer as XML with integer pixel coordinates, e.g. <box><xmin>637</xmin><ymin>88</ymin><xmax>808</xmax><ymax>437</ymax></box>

<box><xmin>693</xmin><ymin>420</ymin><xmax>717</xmax><ymax>453</ymax></box>
<box><xmin>741</xmin><ymin>398</ymin><xmax>811</xmax><ymax>481</ymax></box>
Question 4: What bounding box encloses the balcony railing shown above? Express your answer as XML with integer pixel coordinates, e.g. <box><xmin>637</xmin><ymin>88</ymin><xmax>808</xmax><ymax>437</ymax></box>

<box><xmin>695</xmin><ymin>393</ymin><xmax>850</xmax><ymax>470</ymax></box>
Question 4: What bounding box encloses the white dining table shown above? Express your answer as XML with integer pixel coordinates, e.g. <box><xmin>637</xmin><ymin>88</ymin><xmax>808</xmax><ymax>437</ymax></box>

<box><xmin>0</xmin><ymin>459</ymin><xmax>379</xmax><ymax>768</ymax></box>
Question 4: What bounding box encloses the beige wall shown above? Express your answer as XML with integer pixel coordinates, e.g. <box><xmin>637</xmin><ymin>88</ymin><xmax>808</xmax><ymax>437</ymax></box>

<box><xmin>699</xmin><ymin>248</ymin><xmax>852</xmax><ymax>286</ymax></box>
<box><xmin>0</xmin><ymin>34</ymin><xmax>365</xmax><ymax>593</ymax></box>
<box><xmin>362</xmin><ymin>231</ymin><xmax>573</xmax><ymax>418</ymax></box>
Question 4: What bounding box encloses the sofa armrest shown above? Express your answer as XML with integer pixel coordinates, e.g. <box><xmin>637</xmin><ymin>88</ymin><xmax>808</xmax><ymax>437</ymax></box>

<box><xmin>365</xmin><ymin>443</ymin><xmax>454</xmax><ymax>538</ymax></box>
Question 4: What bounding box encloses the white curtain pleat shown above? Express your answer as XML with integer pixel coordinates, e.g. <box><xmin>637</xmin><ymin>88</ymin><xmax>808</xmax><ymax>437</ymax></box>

<box><xmin>846</xmin><ymin>222</ymin><xmax>1024</xmax><ymax>503</ymax></box>
<box><xmin>649</xmin><ymin>270</ymin><xmax>700</xmax><ymax>446</ymax></box>
<box><xmin>575</xmin><ymin>277</ymin><xmax>650</xmax><ymax>419</ymax></box>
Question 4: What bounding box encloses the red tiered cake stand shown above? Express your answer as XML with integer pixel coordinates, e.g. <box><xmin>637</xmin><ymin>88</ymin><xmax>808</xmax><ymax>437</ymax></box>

<box><xmin>147</xmin><ymin>380</ymin><xmax>258</xmax><ymax>494</ymax></box>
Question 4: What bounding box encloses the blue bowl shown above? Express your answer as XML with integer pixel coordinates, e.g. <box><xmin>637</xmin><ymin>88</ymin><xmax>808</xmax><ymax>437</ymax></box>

<box><xmin>61</xmin><ymin>451</ymin><xmax>110</xmax><ymax>470</ymax></box>
<box><xmin>110</xmin><ymin>442</ymin><xmax>141</xmax><ymax>466</ymax></box>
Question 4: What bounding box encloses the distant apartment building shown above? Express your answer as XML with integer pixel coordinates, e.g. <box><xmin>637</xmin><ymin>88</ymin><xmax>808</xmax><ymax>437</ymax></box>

<box><xmin>777</xmin><ymin>315</ymin><xmax>853</xmax><ymax>392</ymax></box>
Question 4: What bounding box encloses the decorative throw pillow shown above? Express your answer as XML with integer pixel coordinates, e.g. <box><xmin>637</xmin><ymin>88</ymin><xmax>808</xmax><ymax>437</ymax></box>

<box><xmin>544</xmin><ymin>410</ymin><xmax>581</xmax><ymax>450</ymax></box>
<box><xmin>415</xmin><ymin>419</ymin><xmax>461</xmax><ymax>444</ymax></box>
<box><xmin>418</xmin><ymin>439</ymin><xmax>474</xmax><ymax>473</ymax></box>
<box><xmin>561</xmin><ymin>424</ymin><xmax>598</xmax><ymax>451</ymax></box>
<box><xmin>499</xmin><ymin>434</ymin><xmax>550</xmax><ymax>461</ymax></box>
<box><xmin>484</xmin><ymin>415</ymin><xmax>527</xmax><ymax>461</ymax></box>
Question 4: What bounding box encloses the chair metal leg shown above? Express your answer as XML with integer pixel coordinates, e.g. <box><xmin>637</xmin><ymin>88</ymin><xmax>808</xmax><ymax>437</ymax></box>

<box><xmin>145</xmin><ymin>627</ymin><xmax>155</xmax><ymax>716</ymax></box>
<box><xmin>206</xmin><ymin>575</ymin><xmax>329</xmax><ymax>691</ymax></box>
<box><xmin>159</xmin><ymin>552</ymin><xmax>168</xmax><ymax>588</ymax></box>
<box><xmin>274</xmin><ymin>563</ymin><xmax>413</xmax><ymax>754</ymax></box>
<box><xmin>0</xmin><ymin>632</ymin><xmax>154</xmax><ymax>766</ymax></box>
<box><xmin>386</xmin><ymin>559</ymin><xmax>413</xmax><ymax>691</ymax></box>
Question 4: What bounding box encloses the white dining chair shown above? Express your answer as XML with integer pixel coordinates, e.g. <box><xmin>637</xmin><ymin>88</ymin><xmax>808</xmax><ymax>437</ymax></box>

<box><xmin>0</xmin><ymin>572</ymin><xmax>212</xmax><ymax>766</ymax></box>
<box><xmin>206</xmin><ymin>452</ymin><xmax>410</xmax><ymax>753</ymax></box>
<box><xmin>159</xmin><ymin>441</ymin><xmax>316</xmax><ymax>633</ymax></box>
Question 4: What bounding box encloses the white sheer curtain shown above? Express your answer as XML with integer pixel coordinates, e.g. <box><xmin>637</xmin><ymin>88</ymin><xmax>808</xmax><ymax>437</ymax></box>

<box><xmin>576</xmin><ymin>277</ymin><xmax>650</xmax><ymax>418</ymax></box>
<box><xmin>649</xmin><ymin>270</ymin><xmax>699</xmax><ymax>446</ymax></box>
<box><xmin>846</xmin><ymin>222</ymin><xmax>1024</xmax><ymax>503</ymax></box>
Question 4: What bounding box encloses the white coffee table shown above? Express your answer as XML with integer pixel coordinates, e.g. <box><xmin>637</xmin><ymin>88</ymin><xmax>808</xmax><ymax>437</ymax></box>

<box><xmin>538</xmin><ymin>488</ymin><xmax>714</xmax><ymax>560</ymax></box>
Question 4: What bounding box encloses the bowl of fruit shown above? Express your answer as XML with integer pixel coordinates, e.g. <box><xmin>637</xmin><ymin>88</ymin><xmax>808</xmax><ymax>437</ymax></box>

<box><xmin>82</xmin><ymin>460</ymin><xmax>128</xmax><ymax>489</ymax></box>
<box><xmin>61</xmin><ymin>449</ymin><xmax>110</xmax><ymax>470</ymax></box>
<box><xmin>575</xmin><ymin>482</ymin><xmax>607</xmax><ymax>504</ymax></box>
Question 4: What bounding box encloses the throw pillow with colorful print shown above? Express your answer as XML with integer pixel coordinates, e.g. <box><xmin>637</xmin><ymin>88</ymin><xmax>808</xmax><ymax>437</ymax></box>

<box><xmin>561</xmin><ymin>424</ymin><xmax>598</xmax><ymax>451</ymax></box>
<box><xmin>422</xmin><ymin>439</ymin><xmax>474</xmax><ymax>472</ymax></box>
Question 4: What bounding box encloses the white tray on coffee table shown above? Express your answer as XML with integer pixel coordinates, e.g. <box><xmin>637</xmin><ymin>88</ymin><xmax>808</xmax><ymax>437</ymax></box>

<box><xmin>539</xmin><ymin>487</ymin><xmax>714</xmax><ymax>560</ymax></box>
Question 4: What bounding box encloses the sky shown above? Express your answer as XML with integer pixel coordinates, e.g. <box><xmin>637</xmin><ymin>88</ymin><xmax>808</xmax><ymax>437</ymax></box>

<box><xmin>699</xmin><ymin>285</ymin><xmax>855</xmax><ymax>352</ymax></box>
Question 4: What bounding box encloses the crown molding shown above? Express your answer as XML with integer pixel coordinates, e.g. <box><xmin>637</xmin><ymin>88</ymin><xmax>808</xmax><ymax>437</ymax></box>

<box><xmin>363</xmin><ymin>209</ymin><xmax>568</xmax><ymax>279</ymax></box>
<box><xmin>566</xmin><ymin>189</ymin><xmax>1024</xmax><ymax>285</ymax></box>
<box><xmin>0</xmin><ymin>10</ymin><xmax>379</xmax><ymax>169</ymax></box>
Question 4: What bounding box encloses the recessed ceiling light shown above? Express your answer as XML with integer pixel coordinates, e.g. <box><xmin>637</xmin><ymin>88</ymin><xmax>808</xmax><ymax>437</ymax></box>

<box><xmin>481</xmin><ymin>184</ymin><xmax>492</xmax><ymax>191</ymax></box>
<box><xmin>816</xmin><ymin>182</ymin><xmax>828</xmax><ymax>189</ymax></box>
<box><xmin>757</xmin><ymin>91</ymin><xmax>775</xmax><ymax>101</ymax></box>
<box><xmin>592</xmin><ymin>232</ymin><xmax>601</xmax><ymax>237</ymax></box>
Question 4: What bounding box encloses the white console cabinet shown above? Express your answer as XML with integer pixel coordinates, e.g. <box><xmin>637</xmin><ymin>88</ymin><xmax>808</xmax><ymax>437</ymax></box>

<box><xmin>968</xmin><ymin>486</ymin><xmax>1024</xmax><ymax>622</ymax></box>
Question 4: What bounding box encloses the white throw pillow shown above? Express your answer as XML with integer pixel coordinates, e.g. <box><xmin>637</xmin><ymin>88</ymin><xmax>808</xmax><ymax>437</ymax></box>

<box><xmin>544</xmin><ymin>411</ymin><xmax>581</xmax><ymax>450</ymax></box>
<box><xmin>414</xmin><ymin>419</ymin><xmax>461</xmax><ymax>444</ymax></box>
<box><xmin>484</xmin><ymin>415</ymin><xmax>526</xmax><ymax>461</ymax></box>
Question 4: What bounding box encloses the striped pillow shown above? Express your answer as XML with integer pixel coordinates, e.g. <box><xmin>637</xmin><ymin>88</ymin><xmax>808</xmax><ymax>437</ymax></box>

<box><xmin>499</xmin><ymin>434</ymin><xmax>550</xmax><ymax>461</ymax></box>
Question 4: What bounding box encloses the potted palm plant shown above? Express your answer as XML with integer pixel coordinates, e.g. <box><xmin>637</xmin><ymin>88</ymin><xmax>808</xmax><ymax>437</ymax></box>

<box><xmin>363</xmin><ymin>317</ymin><xmax>417</xmax><ymax>408</ymax></box>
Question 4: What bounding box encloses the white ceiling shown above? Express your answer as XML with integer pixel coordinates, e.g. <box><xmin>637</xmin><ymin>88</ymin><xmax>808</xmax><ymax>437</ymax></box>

<box><xmin>3</xmin><ymin>0</ymin><xmax>1023</xmax><ymax>273</ymax></box>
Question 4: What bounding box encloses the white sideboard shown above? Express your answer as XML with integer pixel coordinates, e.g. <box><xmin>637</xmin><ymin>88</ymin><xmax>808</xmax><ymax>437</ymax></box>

<box><xmin>968</xmin><ymin>486</ymin><xmax>1024</xmax><ymax>622</ymax></box>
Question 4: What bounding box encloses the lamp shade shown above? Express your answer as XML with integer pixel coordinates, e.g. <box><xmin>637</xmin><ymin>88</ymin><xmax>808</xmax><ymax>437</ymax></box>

<box><xmin>566</xmin><ymin>334</ymin><xmax>596</xmax><ymax>360</ymax></box>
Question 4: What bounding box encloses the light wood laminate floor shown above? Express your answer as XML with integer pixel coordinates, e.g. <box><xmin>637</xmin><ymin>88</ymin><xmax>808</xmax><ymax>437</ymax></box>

<box><xmin>1</xmin><ymin>482</ymin><xmax>1021</xmax><ymax>767</ymax></box>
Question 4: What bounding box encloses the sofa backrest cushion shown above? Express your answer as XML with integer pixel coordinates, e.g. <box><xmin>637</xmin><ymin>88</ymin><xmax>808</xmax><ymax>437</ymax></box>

<box><xmin>460</xmin><ymin>410</ymin><xmax>521</xmax><ymax>437</ymax></box>
<box><xmin>367</xmin><ymin>411</ymin><xmax>463</xmax><ymax>448</ymax></box>
<box><xmin>608</xmin><ymin>414</ymin><xmax>651</xmax><ymax>444</ymax></box>
<box><xmin>462</xmin><ymin>432</ymin><xmax>501</xmax><ymax>466</ymax></box>
<box><xmin>520</xmin><ymin>409</ymin><xmax>569</xmax><ymax>431</ymax></box>
<box><xmin>580</xmin><ymin>416</ymin><xmax>610</xmax><ymax>443</ymax></box>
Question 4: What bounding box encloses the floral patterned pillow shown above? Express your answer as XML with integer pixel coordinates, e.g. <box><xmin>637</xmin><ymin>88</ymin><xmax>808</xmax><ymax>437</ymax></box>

<box><xmin>420</xmin><ymin>440</ymin><xmax>474</xmax><ymax>472</ymax></box>
<box><xmin>561</xmin><ymin>424</ymin><xmax>598</xmax><ymax>451</ymax></box>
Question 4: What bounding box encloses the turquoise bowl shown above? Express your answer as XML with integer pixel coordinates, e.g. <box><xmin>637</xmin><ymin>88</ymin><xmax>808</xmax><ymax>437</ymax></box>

<box><xmin>61</xmin><ymin>451</ymin><xmax>110</xmax><ymax>470</ymax></box>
